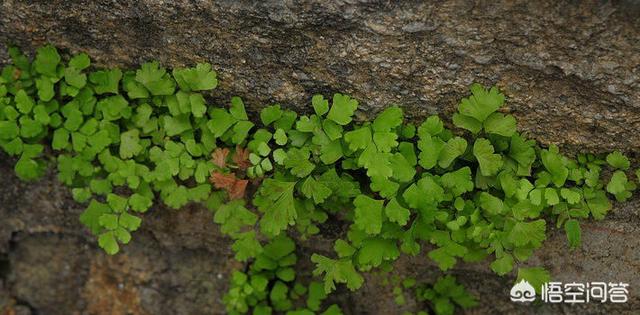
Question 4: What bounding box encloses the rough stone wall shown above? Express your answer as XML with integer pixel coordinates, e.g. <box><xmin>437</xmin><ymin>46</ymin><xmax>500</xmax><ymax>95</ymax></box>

<box><xmin>0</xmin><ymin>1</ymin><xmax>639</xmax><ymax>314</ymax></box>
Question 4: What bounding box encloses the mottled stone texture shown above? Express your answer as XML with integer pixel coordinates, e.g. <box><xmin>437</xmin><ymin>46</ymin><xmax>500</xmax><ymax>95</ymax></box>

<box><xmin>0</xmin><ymin>0</ymin><xmax>639</xmax><ymax>314</ymax></box>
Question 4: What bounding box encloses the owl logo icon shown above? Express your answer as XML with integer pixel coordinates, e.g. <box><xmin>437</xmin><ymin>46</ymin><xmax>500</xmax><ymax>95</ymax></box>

<box><xmin>510</xmin><ymin>279</ymin><xmax>536</xmax><ymax>302</ymax></box>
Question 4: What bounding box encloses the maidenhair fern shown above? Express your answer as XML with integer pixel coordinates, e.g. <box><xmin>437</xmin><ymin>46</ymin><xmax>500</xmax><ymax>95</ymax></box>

<box><xmin>0</xmin><ymin>45</ymin><xmax>637</xmax><ymax>315</ymax></box>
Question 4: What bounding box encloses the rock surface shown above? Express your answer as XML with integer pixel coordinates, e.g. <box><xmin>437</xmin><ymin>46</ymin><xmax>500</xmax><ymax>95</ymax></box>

<box><xmin>0</xmin><ymin>0</ymin><xmax>639</xmax><ymax>314</ymax></box>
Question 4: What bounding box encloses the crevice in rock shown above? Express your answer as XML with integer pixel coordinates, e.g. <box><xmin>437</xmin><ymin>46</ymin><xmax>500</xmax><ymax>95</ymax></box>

<box><xmin>1</xmin><ymin>232</ymin><xmax>18</xmax><ymax>280</ymax></box>
<box><xmin>0</xmin><ymin>253</ymin><xmax>8</xmax><ymax>280</ymax></box>
<box><xmin>13</xmin><ymin>296</ymin><xmax>39</xmax><ymax>315</ymax></box>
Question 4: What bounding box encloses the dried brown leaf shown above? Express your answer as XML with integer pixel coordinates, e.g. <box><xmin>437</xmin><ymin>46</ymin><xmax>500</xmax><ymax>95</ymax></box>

<box><xmin>12</xmin><ymin>69</ymin><xmax>21</xmax><ymax>81</ymax></box>
<box><xmin>209</xmin><ymin>171</ymin><xmax>236</xmax><ymax>190</ymax></box>
<box><xmin>228</xmin><ymin>179</ymin><xmax>248</xmax><ymax>200</ymax></box>
<box><xmin>211</xmin><ymin>148</ymin><xmax>230</xmax><ymax>169</ymax></box>
<box><xmin>209</xmin><ymin>171</ymin><xmax>248</xmax><ymax>200</ymax></box>
<box><xmin>232</xmin><ymin>146</ymin><xmax>251</xmax><ymax>170</ymax></box>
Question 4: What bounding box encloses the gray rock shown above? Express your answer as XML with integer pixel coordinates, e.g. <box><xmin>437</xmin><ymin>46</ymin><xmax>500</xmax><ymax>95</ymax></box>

<box><xmin>1</xmin><ymin>0</ymin><xmax>639</xmax><ymax>314</ymax></box>
<box><xmin>0</xmin><ymin>0</ymin><xmax>638</xmax><ymax>153</ymax></box>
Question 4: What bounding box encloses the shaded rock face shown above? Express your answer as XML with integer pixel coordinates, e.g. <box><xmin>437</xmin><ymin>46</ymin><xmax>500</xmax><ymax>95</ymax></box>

<box><xmin>2</xmin><ymin>0</ymin><xmax>640</xmax><ymax>153</ymax></box>
<box><xmin>0</xmin><ymin>1</ymin><xmax>639</xmax><ymax>314</ymax></box>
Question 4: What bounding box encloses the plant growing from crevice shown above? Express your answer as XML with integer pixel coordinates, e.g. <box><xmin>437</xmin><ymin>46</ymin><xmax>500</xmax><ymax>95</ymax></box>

<box><xmin>0</xmin><ymin>45</ymin><xmax>638</xmax><ymax>314</ymax></box>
